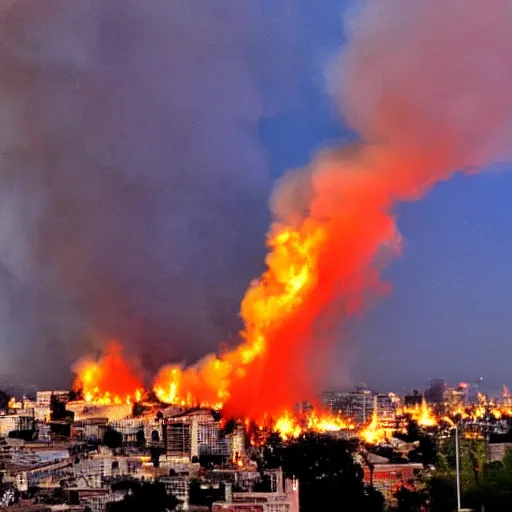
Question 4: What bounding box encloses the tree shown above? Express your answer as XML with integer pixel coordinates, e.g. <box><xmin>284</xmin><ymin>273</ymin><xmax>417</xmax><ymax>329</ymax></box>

<box><xmin>103</xmin><ymin>429</ymin><xmax>123</xmax><ymax>450</ymax></box>
<box><xmin>407</xmin><ymin>420</ymin><xmax>421</xmax><ymax>442</ymax></box>
<box><xmin>275</xmin><ymin>433</ymin><xmax>384</xmax><ymax>512</ymax></box>
<box><xmin>0</xmin><ymin>390</ymin><xmax>10</xmax><ymax>410</ymax></box>
<box><xmin>426</xmin><ymin>474</ymin><xmax>457</xmax><ymax>512</ymax></box>
<box><xmin>50</xmin><ymin>394</ymin><xmax>74</xmax><ymax>422</ymax></box>
<box><xmin>136</xmin><ymin>429</ymin><xmax>145</xmax><ymax>447</ymax></box>
<box><xmin>108</xmin><ymin>481</ymin><xmax>180</xmax><ymax>512</ymax></box>
<box><xmin>150</xmin><ymin>446</ymin><xmax>164</xmax><ymax>468</ymax></box>
<box><xmin>408</xmin><ymin>435</ymin><xmax>437</xmax><ymax>467</ymax></box>
<box><xmin>189</xmin><ymin>478</ymin><xmax>224</xmax><ymax>507</ymax></box>
<box><xmin>260</xmin><ymin>432</ymin><xmax>284</xmax><ymax>472</ymax></box>
<box><xmin>393</xmin><ymin>486</ymin><xmax>427</xmax><ymax>512</ymax></box>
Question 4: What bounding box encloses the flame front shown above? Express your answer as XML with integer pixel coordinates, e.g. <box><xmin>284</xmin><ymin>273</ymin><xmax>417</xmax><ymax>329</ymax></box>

<box><xmin>72</xmin><ymin>341</ymin><xmax>143</xmax><ymax>405</ymax></box>
<box><xmin>401</xmin><ymin>398</ymin><xmax>437</xmax><ymax>427</ymax></box>
<box><xmin>153</xmin><ymin>224</ymin><xmax>327</xmax><ymax>419</ymax></box>
<box><xmin>360</xmin><ymin>411</ymin><xmax>388</xmax><ymax>445</ymax></box>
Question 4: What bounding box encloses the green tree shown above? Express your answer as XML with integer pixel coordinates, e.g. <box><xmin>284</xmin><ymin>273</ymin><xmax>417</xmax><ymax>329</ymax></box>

<box><xmin>276</xmin><ymin>433</ymin><xmax>384</xmax><ymax>512</ymax></box>
<box><xmin>427</xmin><ymin>475</ymin><xmax>457</xmax><ymax>512</ymax></box>
<box><xmin>392</xmin><ymin>486</ymin><xmax>427</xmax><ymax>512</ymax></box>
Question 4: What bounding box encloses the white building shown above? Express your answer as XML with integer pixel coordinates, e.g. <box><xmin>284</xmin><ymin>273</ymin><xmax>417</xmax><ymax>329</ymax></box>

<box><xmin>213</xmin><ymin>477</ymin><xmax>299</xmax><ymax>512</ymax></box>
<box><xmin>0</xmin><ymin>414</ymin><xmax>34</xmax><ymax>436</ymax></box>
<box><xmin>36</xmin><ymin>390</ymin><xmax>69</xmax><ymax>407</ymax></box>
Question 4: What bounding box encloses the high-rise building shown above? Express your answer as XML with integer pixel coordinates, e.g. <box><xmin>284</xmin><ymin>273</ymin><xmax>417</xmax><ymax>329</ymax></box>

<box><xmin>404</xmin><ymin>390</ymin><xmax>422</xmax><ymax>407</ymax></box>
<box><xmin>425</xmin><ymin>379</ymin><xmax>446</xmax><ymax>405</ymax></box>
<box><xmin>376</xmin><ymin>394</ymin><xmax>397</xmax><ymax>419</ymax></box>
<box><xmin>324</xmin><ymin>385</ymin><xmax>374</xmax><ymax>424</ymax></box>
<box><xmin>36</xmin><ymin>390</ymin><xmax>69</xmax><ymax>407</ymax></box>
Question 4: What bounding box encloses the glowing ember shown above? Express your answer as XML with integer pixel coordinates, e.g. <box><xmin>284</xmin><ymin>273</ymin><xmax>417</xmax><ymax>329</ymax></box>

<box><xmin>72</xmin><ymin>341</ymin><xmax>143</xmax><ymax>405</ymax></box>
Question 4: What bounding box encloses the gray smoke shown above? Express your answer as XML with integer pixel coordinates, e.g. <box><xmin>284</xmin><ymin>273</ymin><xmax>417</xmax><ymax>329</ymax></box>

<box><xmin>0</xmin><ymin>0</ymin><xmax>299</xmax><ymax>386</ymax></box>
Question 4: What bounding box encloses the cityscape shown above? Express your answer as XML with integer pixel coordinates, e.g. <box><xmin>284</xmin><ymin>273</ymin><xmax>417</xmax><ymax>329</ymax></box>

<box><xmin>0</xmin><ymin>1</ymin><xmax>511</xmax><ymax>512</ymax></box>
<box><xmin>0</xmin><ymin>378</ymin><xmax>509</xmax><ymax>510</ymax></box>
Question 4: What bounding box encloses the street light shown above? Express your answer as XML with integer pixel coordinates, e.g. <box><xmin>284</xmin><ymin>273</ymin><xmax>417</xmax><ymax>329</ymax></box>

<box><xmin>455</xmin><ymin>421</ymin><xmax>461</xmax><ymax>511</ymax></box>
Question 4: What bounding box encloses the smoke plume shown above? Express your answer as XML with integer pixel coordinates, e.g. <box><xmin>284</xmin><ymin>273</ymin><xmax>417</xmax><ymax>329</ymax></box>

<box><xmin>0</xmin><ymin>0</ymin><xmax>298</xmax><ymax>386</ymax></box>
<box><xmin>224</xmin><ymin>0</ymin><xmax>512</xmax><ymax>416</ymax></box>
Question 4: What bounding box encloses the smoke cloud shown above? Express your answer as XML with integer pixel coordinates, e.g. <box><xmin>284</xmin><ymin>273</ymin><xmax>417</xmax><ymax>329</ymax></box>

<box><xmin>235</xmin><ymin>0</ymin><xmax>512</xmax><ymax>413</ymax></box>
<box><xmin>0</xmin><ymin>0</ymin><xmax>299</xmax><ymax>386</ymax></box>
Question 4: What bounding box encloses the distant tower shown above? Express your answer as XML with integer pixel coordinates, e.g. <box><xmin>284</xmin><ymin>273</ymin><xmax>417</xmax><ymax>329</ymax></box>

<box><xmin>425</xmin><ymin>379</ymin><xmax>446</xmax><ymax>405</ymax></box>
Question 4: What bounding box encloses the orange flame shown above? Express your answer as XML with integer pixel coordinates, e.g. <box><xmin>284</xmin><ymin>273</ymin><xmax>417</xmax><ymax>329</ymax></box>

<box><xmin>360</xmin><ymin>411</ymin><xmax>388</xmax><ymax>445</ymax></box>
<box><xmin>402</xmin><ymin>398</ymin><xmax>437</xmax><ymax>427</ymax></box>
<box><xmin>270</xmin><ymin>409</ymin><xmax>355</xmax><ymax>440</ymax></box>
<box><xmin>72</xmin><ymin>341</ymin><xmax>143</xmax><ymax>405</ymax></box>
<box><xmin>153</xmin><ymin>224</ymin><xmax>328</xmax><ymax>419</ymax></box>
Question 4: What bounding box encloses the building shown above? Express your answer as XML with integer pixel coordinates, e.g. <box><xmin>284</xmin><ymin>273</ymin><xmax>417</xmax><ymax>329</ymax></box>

<box><xmin>323</xmin><ymin>385</ymin><xmax>375</xmax><ymax>424</ymax></box>
<box><xmin>36</xmin><ymin>391</ymin><xmax>70</xmax><ymax>408</ymax></box>
<box><xmin>0</xmin><ymin>414</ymin><xmax>34</xmax><ymax>436</ymax></box>
<box><xmin>160</xmin><ymin>473</ymin><xmax>190</xmax><ymax>510</ymax></box>
<box><xmin>425</xmin><ymin>379</ymin><xmax>446</xmax><ymax>405</ymax></box>
<box><xmin>363</xmin><ymin>461</ymin><xmax>423</xmax><ymax>505</ymax></box>
<box><xmin>213</xmin><ymin>478</ymin><xmax>299</xmax><ymax>512</ymax></box>
<box><xmin>404</xmin><ymin>390</ymin><xmax>423</xmax><ymax>408</ymax></box>
<box><xmin>78</xmin><ymin>489</ymin><xmax>124</xmax><ymax>512</ymax></box>
<box><xmin>163</xmin><ymin>410</ymin><xmax>228</xmax><ymax>462</ymax></box>
<box><xmin>66</xmin><ymin>402</ymin><xmax>132</xmax><ymax>423</ymax></box>
<box><xmin>445</xmin><ymin>384</ymin><xmax>468</xmax><ymax>407</ymax></box>
<box><xmin>376</xmin><ymin>394</ymin><xmax>397</xmax><ymax>419</ymax></box>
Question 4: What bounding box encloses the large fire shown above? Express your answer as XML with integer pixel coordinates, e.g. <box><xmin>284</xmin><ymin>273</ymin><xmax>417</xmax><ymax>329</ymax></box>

<box><xmin>401</xmin><ymin>399</ymin><xmax>437</xmax><ymax>427</ymax></box>
<box><xmin>69</xmin><ymin>1</ymin><xmax>512</xmax><ymax>442</ymax></box>
<box><xmin>153</xmin><ymin>224</ymin><xmax>328</xmax><ymax>418</ymax></box>
<box><xmin>72</xmin><ymin>341</ymin><xmax>143</xmax><ymax>405</ymax></box>
<box><xmin>271</xmin><ymin>410</ymin><xmax>355</xmax><ymax>441</ymax></box>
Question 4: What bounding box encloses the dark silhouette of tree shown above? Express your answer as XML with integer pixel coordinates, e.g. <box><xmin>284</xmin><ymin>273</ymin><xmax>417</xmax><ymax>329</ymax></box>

<box><xmin>261</xmin><ymin>432</ymin><xmax>284</xmax><ymax>471</ymax></box>
<box><xmin>0</xmin><ymin>390</ymin><xmax>10</xmax><ymax>409</ymax></box>
<box><xmin>408</xmin><ymin>435</ymin><xmax>437</xmax><ymax>467</ymax></box>
<box><xmin>150</xmin><ymin>446</ymin><xmax>164</xmax><ymax>468</ymax></box>
<box><xmin>132</xmin><ymin>403</ymin><xmax>144</xmax><ymax>417</ymax></box>
<box><xmin>135</xmin><ymin>429</ymin><xmax>145</xmax><ymax>447</ymax></box>
<box><xmin>103</xmin><ymin>429</ymin><xmax>123</xmax><ymax>450</ymax></box>
<box><xmin>69</xmin><ymin>387</ymin><xmax>81</xmax><ymax>402</ymax></box>
<box><xmin>273</xmin><ymin>433</ymin><xmax>384</xmax><ymax>512</ymax></box>
<box><xmin>253</xmin><ymin>474</ymin><xmax>272</xmax><ymax>492</ymax></box>
<box><xmin>406</xmin><ymin>420</ymin><xmax>421</xmax><ymax>442</ymax></box>
<box><xmin>189</xmin><ymin>478</ymin><xmax>224</xmax><ymax>507</ymax></box>
<box><xmin>50</xmin><ymin>394</ymin><xmax>74</xmax><ymax>422</ymax></box>
<box><xmin>108</xmin><ymin>481</ymin><xmax>179</xmax><ymax>512</ymax></box>
<box><xmin>426</xmin><ymin>475</ymin><xmax>457</xmax><ymax>512</ymax></box>
<box><xmin>392</xmin><ymin>486</ymin><xmax>427</xmax><ymax>512</ymax></box>
<box><xmin>8</xmin><ymin>429</ymin><xmax>36</xmax><ymax>441</ymax></box>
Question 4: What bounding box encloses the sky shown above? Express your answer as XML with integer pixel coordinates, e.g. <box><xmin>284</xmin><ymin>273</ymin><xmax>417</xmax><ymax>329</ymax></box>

<box><xmin>0</xmin><ymin>0</ymin><xmax>511</xmax><ymax>393</ymax></box>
